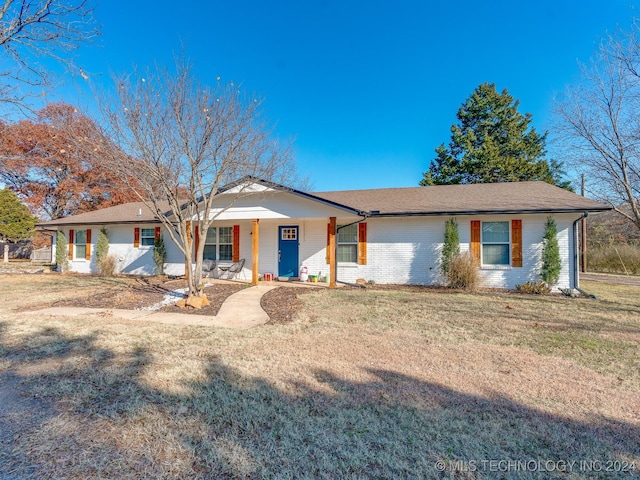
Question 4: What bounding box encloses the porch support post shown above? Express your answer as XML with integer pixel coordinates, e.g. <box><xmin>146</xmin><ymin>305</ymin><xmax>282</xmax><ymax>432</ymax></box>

<box><xmin>252</xmin><ymin>219</ymin><xmax>259</xmax><ymax>285</ymax></box>
<box><xmin>329</xmin><ymin>216</ymin><xmax>337</xmax><ymax>288</ymax></box>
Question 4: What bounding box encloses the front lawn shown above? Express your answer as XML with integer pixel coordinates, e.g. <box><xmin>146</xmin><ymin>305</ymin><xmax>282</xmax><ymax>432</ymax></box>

<box><xmin>0</xmin><ymin>275</ymin><xmax>638</xmax><ymax>478</ymax></box>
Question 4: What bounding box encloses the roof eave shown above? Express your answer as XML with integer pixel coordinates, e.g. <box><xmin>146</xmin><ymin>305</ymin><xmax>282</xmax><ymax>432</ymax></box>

<box><xmin>368</xmin><ymin>206</ymin><xmax>613</xmax><ymax>217</ymax></box>
<box><xmin>37</xmin><ymin>219</ymin><xmax>165</xmax><ymax>228</ymax></box>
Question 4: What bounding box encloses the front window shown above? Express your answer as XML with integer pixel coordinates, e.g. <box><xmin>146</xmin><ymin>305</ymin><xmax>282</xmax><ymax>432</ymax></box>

<box><xmin>204</xmin><ymin>226</ymin><xmax>233</xmax><ymax>261</ymax></box>
<box><xmin>337</xmin><ymin>224</ymin><xmax>358</xmax><ymax>263</ymax></box>
<box><xmin>482</xmin><ymin>221</ymin><xmax>510</xmax><ymax>265</ymax></box>
<box><xmin>140</xmin><ymin>228</ymin><xmax>156</xmax><ymax>246</ymax></box>
<box><xmin>75</xmin><ymin>230</ymin><xmax>87</xmax><ymax>260</ymax></box>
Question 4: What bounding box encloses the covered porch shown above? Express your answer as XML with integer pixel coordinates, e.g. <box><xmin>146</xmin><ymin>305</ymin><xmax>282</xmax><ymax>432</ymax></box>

<box><xmin>192</xmin><ymin>215</ymin><xmax>357</xmax><ymax>289</ymax></box>
<box><xmin>186</xmin><ymin>180</ymin><xmax>368</xmax><ymax>288</ymax></box>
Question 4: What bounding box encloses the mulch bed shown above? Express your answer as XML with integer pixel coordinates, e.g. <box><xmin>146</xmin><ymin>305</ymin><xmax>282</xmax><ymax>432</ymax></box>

<box><xmin>158</xmin><ymin>284</ymin><xmax>247</xmax><ymax>316</ymax></box>
<box><xmin>61</xmin><ymin>278</ymin><xmax>247</xmax><ymax>316</ymax></box>
<box><xmin>261</xmin><ymin>287</ymin><xmax>306</xmax><ymax>325</ymax></box>
<box><xmin>59</xmin><ymin>278</ymin><xmax>310</xmax><ymax>322</ymax></box>
<box><xmin>56</xmin><ymin>277</ymin><xmax>177</xmax><ymax>310</ymax></box>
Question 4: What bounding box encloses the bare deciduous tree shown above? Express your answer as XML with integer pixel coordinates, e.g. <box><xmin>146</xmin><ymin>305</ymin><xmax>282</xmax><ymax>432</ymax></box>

<box><xmin>100</xmin><ymin>60</ymin><xmax>295</xmax><ymax>299</ymax></box>
<box><xmin>555</xmin><ymin>23</ymin><xmax>640</xmax><ymax>233</ymax></box>
<box><xmin>0</xmin><ymin>0</ymin><xmax>98</xmax><ymax>110</ymax></box>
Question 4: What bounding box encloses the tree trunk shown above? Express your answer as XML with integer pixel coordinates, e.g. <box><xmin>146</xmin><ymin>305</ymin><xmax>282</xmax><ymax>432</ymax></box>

<box><xmin>3</xmin><ymin>244</ymin><xmax>8</xmax><ymax>263</ymax></box>
<box><xmin>193</xmin><ymin>257</ymin><xmax>204</xmax><ymax>297</ymax></box>
<box><xmin>185</xmin><ymin>262</ymin><xmax>196</xmax><ymax>298</ymax></box>
<box><xmin>191</xmin><ymin>224</ymin><xmax>206</xmax><ymax>297</ymax></box>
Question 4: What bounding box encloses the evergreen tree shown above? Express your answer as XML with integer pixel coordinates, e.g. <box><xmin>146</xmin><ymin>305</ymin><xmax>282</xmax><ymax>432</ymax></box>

<box><xmin>541</xmin><ymin>217</ymin><xmax>561</xmax><ymax>286</ymax></box>
<box><xmin>0</xmin><ymin>188</ymin><xmax>36</xmax><ymax>242</ymax></box>
<box><xmin>95</xmin><ymin>228</ymin><xmax>116</xmax><ymax>275</ymax></box>
<box><xmin>96</xmin><ymin>228</ymin><xmax>110</xmax><ymax>263</ymax></box>
<box><xmin>421</xmin><ymin>83</ymin><xmax>570</xmax><ymax>189</ymax></box>
<box><xmin>154</xmin><ymin>234</ymin><xmax>167</xmax><ymax>275</ymax></box>
<box><xmin>55</xmin><ymin>230</ymin><xmax>68</xmax><ymax>272</ymax></box>
<box><xmin>441</xmin><ymin>218</ymin><xmax>460</xmax><ymax>275</ymax></box>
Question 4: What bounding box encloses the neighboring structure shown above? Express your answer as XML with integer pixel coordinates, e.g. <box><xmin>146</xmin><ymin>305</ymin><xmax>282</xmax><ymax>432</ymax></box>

<box><xmin>39</xmin><ymin>179</ymin><xmax>609</xmax><ymax>290</ymax></box>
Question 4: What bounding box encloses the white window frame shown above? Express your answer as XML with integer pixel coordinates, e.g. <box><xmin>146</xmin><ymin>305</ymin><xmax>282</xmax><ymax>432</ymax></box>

<box><xmin>204</xmin><ymin>226</ymin><xmax>233</xmax><ymax>262</ymax></box>
<box><xmin>140</xmin><ymin>228</ymin><xmax>156</xmax><ymax>247</ymax></box>
<box><xmin>337</xmin><ymin>224</ymin><xmax>358</xmax><ymax>263</ymax></box>
<box><xmin>74</xmin><ymin>229</ymin><xmax>87</xmax><ymax>261</ymax></box>
<box><xmin>481</xmin><ymin>221</ymin><xmax>511</xmax><ymax>267</ymax></box>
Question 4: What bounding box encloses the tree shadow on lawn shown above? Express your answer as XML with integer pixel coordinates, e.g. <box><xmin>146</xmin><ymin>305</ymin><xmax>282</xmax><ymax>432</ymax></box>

<box><xmin>0</xmin><ymin>324</ymin><xmax>638</xmax><ymax>479</ymax></box>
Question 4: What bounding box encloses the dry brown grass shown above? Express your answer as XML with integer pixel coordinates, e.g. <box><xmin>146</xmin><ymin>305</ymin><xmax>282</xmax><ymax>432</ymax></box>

<box><xmin>589</xmin><ymin>244</ymin><xmax>640</xmax><ymax>275</ymax></box>
<box><xmin>0</xmin><ymin>274</ymin><xmax>638</xmax><ymax>479</ymax></box>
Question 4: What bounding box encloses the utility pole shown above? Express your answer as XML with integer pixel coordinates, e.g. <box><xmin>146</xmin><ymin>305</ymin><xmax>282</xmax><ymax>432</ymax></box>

<box><xmin>581</xmin><ymin>174</ymin><xmax>587</xmax><ymax>273</ymax></box>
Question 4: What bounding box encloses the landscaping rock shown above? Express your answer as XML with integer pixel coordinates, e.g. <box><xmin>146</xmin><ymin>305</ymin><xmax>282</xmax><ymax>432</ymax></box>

<box><xmin>186</xmin><ymin>296</ymin><xmax>205</xmax><ymax>309</ymax></box>
<box><xmin>200</xmin><ymin>294</ymin><xmax>210</xmax><ymax>307</ymax></box>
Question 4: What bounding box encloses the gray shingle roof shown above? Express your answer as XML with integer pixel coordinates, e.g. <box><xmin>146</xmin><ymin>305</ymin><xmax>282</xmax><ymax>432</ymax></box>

<box><xmin>313</xmin><ymin>181</ymin><xmax>609</xmax><ymax>215</ymax></box>
<box><xmin>40</xmin><ymin>202</ymin><xmax>165</xmax><ymax>226</ymax></box>
<box><xmin>39</xmin><ymin>181</ymin><xmax>610</xmax><ymax>227</ymax></box>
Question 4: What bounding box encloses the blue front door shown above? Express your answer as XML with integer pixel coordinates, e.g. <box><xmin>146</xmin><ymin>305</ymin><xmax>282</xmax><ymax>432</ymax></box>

<box><xmin>278</xmin><ymin>226</ymin><xmax>299</xmax><ymax>277</ymax></box>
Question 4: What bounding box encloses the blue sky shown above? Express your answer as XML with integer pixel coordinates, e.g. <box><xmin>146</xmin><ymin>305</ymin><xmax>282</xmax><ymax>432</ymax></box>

<box><xmin>42</xmin><ymin>0</ymin><xmax>640</xmax><ymax>191</ymax></box>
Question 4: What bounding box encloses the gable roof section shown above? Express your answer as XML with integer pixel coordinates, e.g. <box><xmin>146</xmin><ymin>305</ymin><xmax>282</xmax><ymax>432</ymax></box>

<box><xmin>218</xmin><ymin>176</ymin><xmax>364</xmax><ymax>215</ymax></box>
<box><xmin>313</xmin><ymin>181</ymin><xmax>610</xmax><ymax>216</ymax></box>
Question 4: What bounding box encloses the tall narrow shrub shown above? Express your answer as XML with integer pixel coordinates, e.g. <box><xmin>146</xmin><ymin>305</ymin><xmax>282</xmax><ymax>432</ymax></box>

<box><xmin>96</xmin><ymin>228</ymin><xmax>109</xmax><ymax>264</ymax></box>
<box><xmin>96</xmin><ymin>228</ymin><xmax>116</xmax><ymax>276</ymax></box>
<box><xmin>441</xmin><ymin>218</ymin><xmax>460</xmax><ymax>275</ymax></box>
<box><xmin>55</xmin><ymin>230</ymin><xmax>68</xmax><ymax>272</ymax></box>
<box><xmin>154</xmin><ymin>234</ymin><xmax>167</xmax><ymax>275</ymax></box>
<box><xmin>541</xmin><ymin>216</ymin><xmax>561</xmax><ymax>285</ymax></box>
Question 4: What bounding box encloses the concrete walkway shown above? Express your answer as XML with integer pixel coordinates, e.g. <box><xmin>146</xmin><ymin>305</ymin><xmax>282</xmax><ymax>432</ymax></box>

<box><xmin>25</xmin><ymin>284</ymin><xmax>279</xmax><ymax>329</ymax></box>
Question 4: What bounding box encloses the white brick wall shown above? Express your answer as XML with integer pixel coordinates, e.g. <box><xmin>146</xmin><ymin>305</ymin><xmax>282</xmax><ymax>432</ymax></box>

<box><xmin>61</xmin><ymin>225</ymin><xmax>180</xmax><ymax>275</ymax></box>
<box><xmin>58</xmin><ymin>212</ymin><xmax>580</xmax><ymax>290</ymax></box>
<box><xmin>324</xmin><ymin>213</ymin><xmax>577</xmax><ymax>290</ymax></box>
<box><xmin>458</xmin><ymin>214</ymin><xmax>575</xmax><ymax>290</ymax></box>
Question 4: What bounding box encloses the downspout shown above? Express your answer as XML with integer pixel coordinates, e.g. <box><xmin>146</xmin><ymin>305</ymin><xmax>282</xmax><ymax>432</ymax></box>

<box><xmin>334</xmin><ymin>213</ymin><xmax>369</xmax><ymax>289</ymax></box>
<box><xmin>572</xmin><ymin>212</ymin><xmax>596</xmax><ymax>299</ymax></box>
